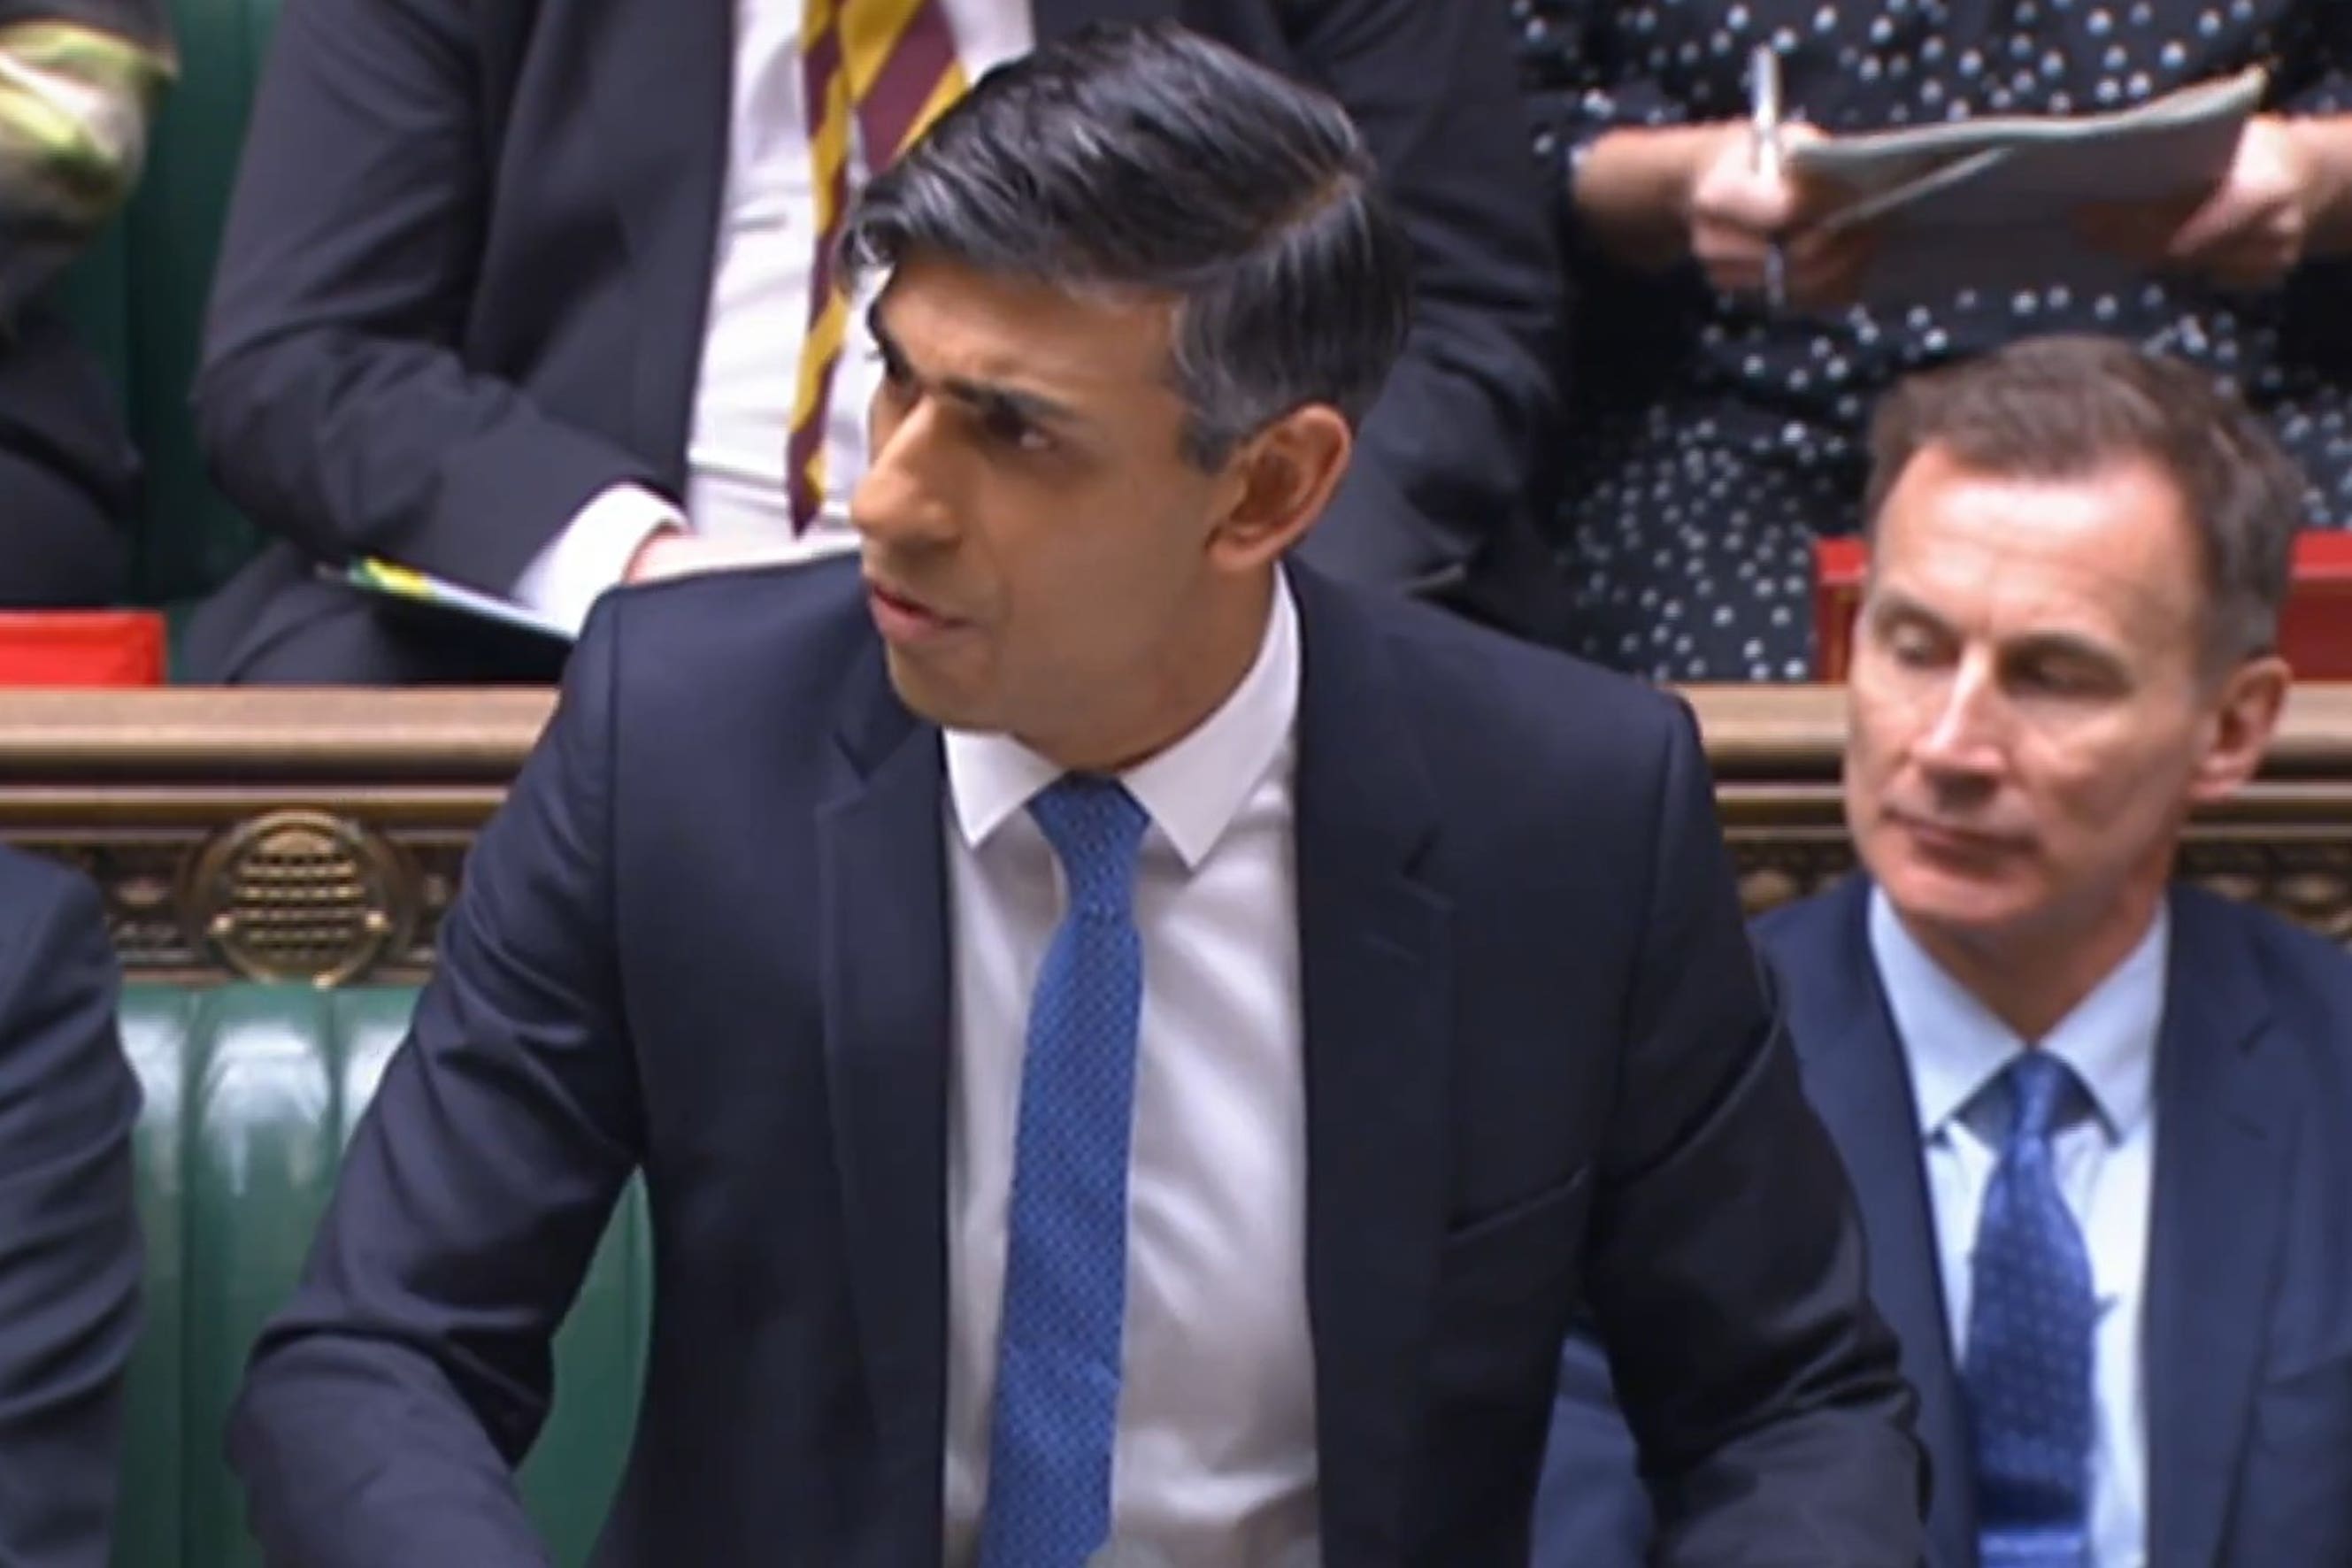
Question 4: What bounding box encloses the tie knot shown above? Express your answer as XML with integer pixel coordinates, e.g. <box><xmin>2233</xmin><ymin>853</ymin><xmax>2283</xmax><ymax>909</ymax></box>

<box><xmin>2002</xmin><ymin>1051</ymin><xmax>2085</xmax><ymax>1144</ymax></box>
<box><xmin>1029</xmin><ymin>776</ymin><xmax>1148</xmax><ymax>915</ymax></box>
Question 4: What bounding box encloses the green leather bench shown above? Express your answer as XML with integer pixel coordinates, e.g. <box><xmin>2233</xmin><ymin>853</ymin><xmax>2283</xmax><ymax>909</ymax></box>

<box><xmin>113</xmin><ymin>985</ymin><xmax>645</xmax><ymax>1567</ymax></box>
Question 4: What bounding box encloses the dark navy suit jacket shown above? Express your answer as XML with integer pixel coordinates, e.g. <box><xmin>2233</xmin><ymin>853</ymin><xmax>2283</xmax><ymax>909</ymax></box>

<box><xmin>227</xmin><ymin>560</ymin><xmax>1920</xmax><ymax>1565</ymax></box>
<box><xmin>1535</xmin><ymin>875</ymin><xmax>2352</xmax><ymax>1568</ymax></box>
<box><xmin>184</xmin><ymin>0</ymin><xmax>1567</xmax><ymax>680</ymax></box>
<box><xmin>0</xmin><ymin>846</ymin><xmax>142</xmax><ymax>1566</ymax></box>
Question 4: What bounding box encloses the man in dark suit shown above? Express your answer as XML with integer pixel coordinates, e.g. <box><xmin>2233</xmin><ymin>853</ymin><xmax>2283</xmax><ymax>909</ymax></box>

<box><xmin>0</xmin><ymin>845</ymin><xmax>143</xmax><ymax>1564</ymax></box>
<box><xmin>1537</xmin><ymin>334</ymin><xmax>2352</xmax><ymax>1568</ymax></box>
<box><xmin>181</xmin><ymin>0</ymin><xmax>1564</xmax><ymax>683</ymax></box>
<box><xmin>0</xmin><ymin>0</ymin><xmax>173</xmax><ymax>607</ymax></box>
<box><xmin>227</xmin><ymin>28</ymin><xmax>1918</xmax><ymax>1566</ymax></box>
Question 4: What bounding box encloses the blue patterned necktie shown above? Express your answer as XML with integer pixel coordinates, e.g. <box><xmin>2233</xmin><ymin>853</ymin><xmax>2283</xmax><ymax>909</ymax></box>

<box><xmin>978</xmin><ymin>775</ymin><xmax>1150</xmax><ymax>1568</ymax></box>
<box><xmin>1964</xmin><ymin>1050</ymin><xmax>2098</xmax><ymax>1568</ymax></box>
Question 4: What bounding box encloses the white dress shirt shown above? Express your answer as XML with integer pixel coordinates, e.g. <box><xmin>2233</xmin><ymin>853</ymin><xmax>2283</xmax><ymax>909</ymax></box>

<box><xmin>514</xmin><ymin>0</ymin><xmax>1035</xmax><ymax>631</ymax></box>
<box><xmin>940</xmin><ymin>575</ymin><xmax>1320</xmax><ymax>1568</ymax></box>
<box><xmin>1868</xmin><ymin>888</ymin><xmax>2166</xmax><ymax>1568</ymax></box>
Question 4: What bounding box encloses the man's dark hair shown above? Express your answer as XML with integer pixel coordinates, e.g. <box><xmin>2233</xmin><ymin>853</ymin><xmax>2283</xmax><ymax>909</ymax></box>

<box><xmin>842</xmin><ymin>19</ymin><xmax>1414</xmax><ymax>469</ymax></box>
<box><xmin>1864</xmin><ymin>334</ymin><xmax>2308</xmax><ymax>669</ymax></box>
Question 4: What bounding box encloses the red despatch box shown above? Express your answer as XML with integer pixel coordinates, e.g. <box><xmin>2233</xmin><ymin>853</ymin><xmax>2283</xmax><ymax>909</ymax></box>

<box><xmin>0</xmin><ymin>611</ymin><xmax>167</xmax><ymax>687</ymax></box>
<box><xmin>1815</xmin><ymin>534</ymin><xmax>2352</xmax><ymax>680</ymax></box>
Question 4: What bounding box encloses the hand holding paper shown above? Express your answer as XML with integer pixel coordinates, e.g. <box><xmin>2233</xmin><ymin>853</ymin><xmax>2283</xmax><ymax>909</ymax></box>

<box><xmin>1778</xmin><ymin>65</ymin><xmax>2270</xmax><ymax>309</ymax></box>
<box><xmin>2079</xmin><ymin>115</ymin><xmax>2324</xmax><ymax>291</ymax></box>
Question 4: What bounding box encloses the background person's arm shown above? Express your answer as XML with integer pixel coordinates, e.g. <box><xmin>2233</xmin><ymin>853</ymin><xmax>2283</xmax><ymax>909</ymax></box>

<box><xmin>1280</xmin><ymin>0</ymin><xmax>1564</xmax><ymax>606</ymax></box>
<box><xmin>0</xmin><ymin>0</ymin><xmax>174</xmax><ymax>317</ymax></box>
<box><xmin>192</xmin><ymin>0</ymin><xmax>666</xmax><ymax>597</ymax></box>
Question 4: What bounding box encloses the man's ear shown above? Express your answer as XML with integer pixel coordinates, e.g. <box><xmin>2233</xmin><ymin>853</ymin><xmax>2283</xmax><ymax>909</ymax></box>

<box><xmin>2187</xmin><ymin>654</ymin><xmax>2289</xmax><ymax>803</ymax></box>
<box><xmin>1205</xmin><ymin>404</ymin><xmax>1353</xmax><ymax>572</ymax></box>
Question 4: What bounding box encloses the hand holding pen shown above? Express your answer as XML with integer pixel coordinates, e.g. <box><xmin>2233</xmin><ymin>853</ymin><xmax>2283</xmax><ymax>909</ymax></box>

<box><xmin>1682</xmin><ymin>49</ymin><xmax>1879</xmax><ymax>311</ymax></box>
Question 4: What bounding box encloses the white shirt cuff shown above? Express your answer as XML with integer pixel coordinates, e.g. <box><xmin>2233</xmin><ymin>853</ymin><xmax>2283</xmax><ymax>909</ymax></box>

<box><xmin>511</xmin><ymin>484</ymin><xmax>686</xmax><ymax>635</ymax></box>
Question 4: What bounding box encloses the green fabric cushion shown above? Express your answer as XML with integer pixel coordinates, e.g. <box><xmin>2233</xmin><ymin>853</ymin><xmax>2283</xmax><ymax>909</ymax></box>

<box><xmin>113</xmin><ymin>984</ymin><xmax>646</xmax><ymax>1567</ymax></box>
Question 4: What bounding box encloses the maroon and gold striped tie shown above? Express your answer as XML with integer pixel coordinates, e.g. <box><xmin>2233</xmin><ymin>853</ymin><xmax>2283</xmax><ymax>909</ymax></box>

<box><xmin>787</xmin><ymin>0</ymin><xmax>969</xmax><ymax>530</ymax></box>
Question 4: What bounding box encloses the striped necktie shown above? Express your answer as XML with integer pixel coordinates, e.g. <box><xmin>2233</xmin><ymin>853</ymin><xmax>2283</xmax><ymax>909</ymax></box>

<box><xmin>787</xmin><ymin>0</ymin><xmax>969</xmax><ymax>531</ymax></box>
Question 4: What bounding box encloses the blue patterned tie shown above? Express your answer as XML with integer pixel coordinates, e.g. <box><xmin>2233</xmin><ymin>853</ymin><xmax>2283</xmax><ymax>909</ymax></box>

<box><xmin>977</xmin><ymin>775</ymin><xmax>1150</xmax><ymax>1568</ymax></box>
<box><xmin>1964</xmin><ymin>1051</ymin><xmax>2097</xmax><ymax>1568</ymax></box>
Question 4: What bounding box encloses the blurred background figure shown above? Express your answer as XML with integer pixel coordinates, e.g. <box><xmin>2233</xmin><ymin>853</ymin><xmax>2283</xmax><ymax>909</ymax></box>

<box><xmin>181</xmin><ymin>0</ymin><xmax>1564</xmax><ymax>684</ymax></box>
<box><xmin>0</xmin><ymin>0</ymin><xmax>173</xmax><ymax>608</ymax></box>
<box><xmin>0</xmin><ymin>842</ymin><xmax>143</xmax><ymax>1565</ymax></box>
<box><xmin>1516</xmin><ymin>0</ymin><xmax>2352</xmax><ymax>680</ymax></box>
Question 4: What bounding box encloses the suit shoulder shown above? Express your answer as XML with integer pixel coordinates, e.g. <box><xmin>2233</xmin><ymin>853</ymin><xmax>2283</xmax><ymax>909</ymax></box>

<box><xmin>1366</xmin><ymin>588</ymin><xmax>1691</xmax><ymax>763</ymax></box>
<box><xmin>588</xmin><ymin>555</ymin><xmax>873</xmax><ymax>702</ymax></box>
<box><xmin>1749</xmin><ymin>880</ymin><xmax>1861</xmax><ymax>966</ymax></box>
<box><xmin>2204</xmin><ymin>888</ymin><xmax>2352</xmax><ymax>1022</ymax></box>
<box><xmin>0</xmin><ymin>846</ymin><xmax>104</xmax><ymax>956</ymax></box>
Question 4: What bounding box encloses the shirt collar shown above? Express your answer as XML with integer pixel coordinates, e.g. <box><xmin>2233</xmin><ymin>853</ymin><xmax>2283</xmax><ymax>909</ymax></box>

<box><xmin>942</xmin><ymin>571</ymin><xmax>1301</xmax><ymax>871</ymax></box>
<box><xmin>1866</xmin><ymin>884</ymin><xmax>2167</xmax><ymax>1144</ymax></box>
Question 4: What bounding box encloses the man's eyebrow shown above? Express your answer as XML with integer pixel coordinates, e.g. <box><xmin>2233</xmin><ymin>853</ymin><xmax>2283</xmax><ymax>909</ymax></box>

<box><xmin>1864</xmin><ymin>585</ymin><xmax>1949</xmax><ymax>635</ymax></box>
<box><xmin>866</xmin><ymin>301</ymin><xmax>1088</xmax><ymax>429</ymax></box>
<box><xmin>1872</xmin><ymin>586</ymin><xmax>2127</xmax><ymax>673</ymax></box>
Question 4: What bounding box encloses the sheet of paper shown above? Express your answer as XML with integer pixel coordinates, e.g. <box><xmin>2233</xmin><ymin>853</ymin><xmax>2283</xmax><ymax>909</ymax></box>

<box><xmin>1784</xmin><ymin>65</ymin><xmax>2266</xmax><ymax>309</ymax></box>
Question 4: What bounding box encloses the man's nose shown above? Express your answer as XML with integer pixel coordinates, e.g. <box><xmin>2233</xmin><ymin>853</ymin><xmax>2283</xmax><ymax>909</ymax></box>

<box><xmin>850</xmin><ymin>402</ymin><xmax>958</xmax><ymax>547</ymax></box>
<box><xmin>1910</xmin><ymin>651</ymin><xmax>2009</xmax><ymax>776</ymax></box>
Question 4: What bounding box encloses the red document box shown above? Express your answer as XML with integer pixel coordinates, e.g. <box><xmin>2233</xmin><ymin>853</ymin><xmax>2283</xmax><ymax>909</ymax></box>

<box><xmin>0</xmin><ymin>611</ymin><xmax>168</xmax><ymax>686</ymax></box>
<box><xmin>1815</xmin><ymin>534</ymin><xmax>2352</xmax><ymax>680</ymax></box>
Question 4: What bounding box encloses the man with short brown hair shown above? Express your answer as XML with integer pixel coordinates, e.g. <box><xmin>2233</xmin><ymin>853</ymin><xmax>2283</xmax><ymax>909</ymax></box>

<box><xmin>1539</xmin><ymin>335</ymin><xmax>2352</xmax><ymax>1568</ymax></box>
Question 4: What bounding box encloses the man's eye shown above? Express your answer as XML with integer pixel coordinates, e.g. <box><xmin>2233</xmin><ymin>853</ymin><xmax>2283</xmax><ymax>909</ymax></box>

<box><xmin>1880</xmin><ymin>622</ymin><xmax>1943</xmax><ymax>667</ymax></box>
<box><xmin>2012</xmin><ymin>660</ymin><xmax>2106</xmax><ymax>698</ymax></box>
<box><xmin>981</xmin><ymin>406</ymin><xmax>1051</xmax><ymax>454</ymax></box>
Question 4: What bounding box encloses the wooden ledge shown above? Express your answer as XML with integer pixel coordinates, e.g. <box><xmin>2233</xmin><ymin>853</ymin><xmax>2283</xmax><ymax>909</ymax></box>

<box><xmin>6</xmin><ymin>684</ymin><xmax>2352</xmax><ymax>982</ymax></box>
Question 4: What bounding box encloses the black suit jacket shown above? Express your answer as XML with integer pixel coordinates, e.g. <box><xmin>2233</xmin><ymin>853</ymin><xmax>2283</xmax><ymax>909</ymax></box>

<box><xmin>186</xmin><ymin>0</ymin><xmax>1567</xmax><ymax>682</ymax></box>
<box><xmin>227</xmin><ymin>560</ymin><xmax>1919</xmax><ymax>1565</ymax></box>
<box><xmin>1536</xmin><ymin>875</ymin><xmax>2352</xmax><ymax>1568</ymax></box>
<box><xmin>0</xmin><ymin>847</ymin><xmax>142</xmax><ymax>1566</ymax></box>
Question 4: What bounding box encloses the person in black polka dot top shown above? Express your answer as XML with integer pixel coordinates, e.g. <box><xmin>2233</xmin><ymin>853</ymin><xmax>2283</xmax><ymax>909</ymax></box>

<box><xmin>1516</xmin><ymin>0</ymin><xmax>2352</xmax><ymax>680</ymax></box>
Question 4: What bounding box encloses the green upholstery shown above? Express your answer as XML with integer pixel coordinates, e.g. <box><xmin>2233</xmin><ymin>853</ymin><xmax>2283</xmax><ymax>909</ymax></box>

<box><xmin>112</xmin><ymin>985</ymin><xmax>647</xmax><ymax>1567</ymax></box>
<box><xmin>51</xmin><ymin>0</ymin><xmax>282</xmax><ymax>610</ymax></box>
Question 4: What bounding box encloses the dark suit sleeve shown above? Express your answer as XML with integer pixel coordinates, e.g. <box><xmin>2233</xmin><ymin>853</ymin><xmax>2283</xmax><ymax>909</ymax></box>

<box><xmin>192</xmin><ymin>0</ymin><xmax>660</xmax><ymax>589</ymax></box>
<box><xmin>1280</xmin><ymin>0</ymin><xmax>1563</xmax><ymax>602</ymax></box>
<box><xmin>1582</xmin><ymin>706</ymin><xmax>1925</xmax><ymax>1567</ymax></box>
<box><xmin>227</xmin><ymin>602</ymin><xmax>643</xmax><ymax>1567</ymax></box>
<box><xmin>0</xmin><ymin>863</ymin><xmax>142</xmax><ymax>1568</ymax></box>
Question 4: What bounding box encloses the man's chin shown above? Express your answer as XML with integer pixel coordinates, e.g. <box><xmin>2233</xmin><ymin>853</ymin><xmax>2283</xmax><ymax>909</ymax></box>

<box><xmin>880</xmin><ymin>650</ymin><xmax>980</xmax><ymax>730</ymax></box>
<box><xmin>1876</xmin><ymin>855</ymin><xmax>2041</xmax><ymax>947</ymax></box>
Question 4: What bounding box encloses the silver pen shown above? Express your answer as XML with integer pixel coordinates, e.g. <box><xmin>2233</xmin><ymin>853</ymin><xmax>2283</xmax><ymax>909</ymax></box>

<box><xmin>1748</xmin><ymin>43</ymin><xmax>1788</xmax><ymax>311</ymax></box>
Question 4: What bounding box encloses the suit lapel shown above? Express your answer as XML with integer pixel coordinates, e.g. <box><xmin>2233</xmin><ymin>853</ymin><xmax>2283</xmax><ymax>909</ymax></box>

<box><xmin>2142</xmin><ymin>890</ymin><xmax>2290</xmax><ymax>1568</ymax></box>
<box><xmin>817</xmin><ymin>644</ymin><xmax>953</xmax><ymax>1539</ymax></box>
<box><xmin>585</xmin><ymin>0</ymin><xmax>731</xmax><ymax>479</ymax></box>
<box><xmin>1772</xmin><ymin>880</ymin><xmax>1978</xmax><ymax>1568</ymax></box>
<box><xmin>1285</xmin><ymin>570</ymin><xmax>1452</xmax><ymax>1561</ymax></box>
<box><xmin>1031</xmin><ymin>0</ymin><xmax>1178</xmax><ymax>44</ymax></box>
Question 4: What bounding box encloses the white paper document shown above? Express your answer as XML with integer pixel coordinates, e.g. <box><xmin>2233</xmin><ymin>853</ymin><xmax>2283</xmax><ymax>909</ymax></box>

<box><xmin>1780</xmin><ymin>65</ymin><xmax>2268</xmax><ymax>308</ymax></box>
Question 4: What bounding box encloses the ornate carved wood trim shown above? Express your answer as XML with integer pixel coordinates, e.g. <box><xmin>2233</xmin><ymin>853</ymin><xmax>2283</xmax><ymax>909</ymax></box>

<box><xmin>7</xmin><ymin>686</ymin><xmax>2352</xmax><ymax>983</ymax></box>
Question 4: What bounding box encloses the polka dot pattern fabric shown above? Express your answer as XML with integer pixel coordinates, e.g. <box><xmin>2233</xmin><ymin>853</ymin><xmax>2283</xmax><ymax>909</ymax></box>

<box><xmin>1515</xmin><ymin>0</ymin><xmax>2352</xmax><ymax>680</ymax></box>
<box><xmin>979</xmin><ymin>778</ymin><xmax>1150</xmax><ymax>1568</ymax></box>
<box><xmin>1963</xmin><ymin>1052</ymin><xmax>2099</xmax><ymax>1568</ymax></box>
